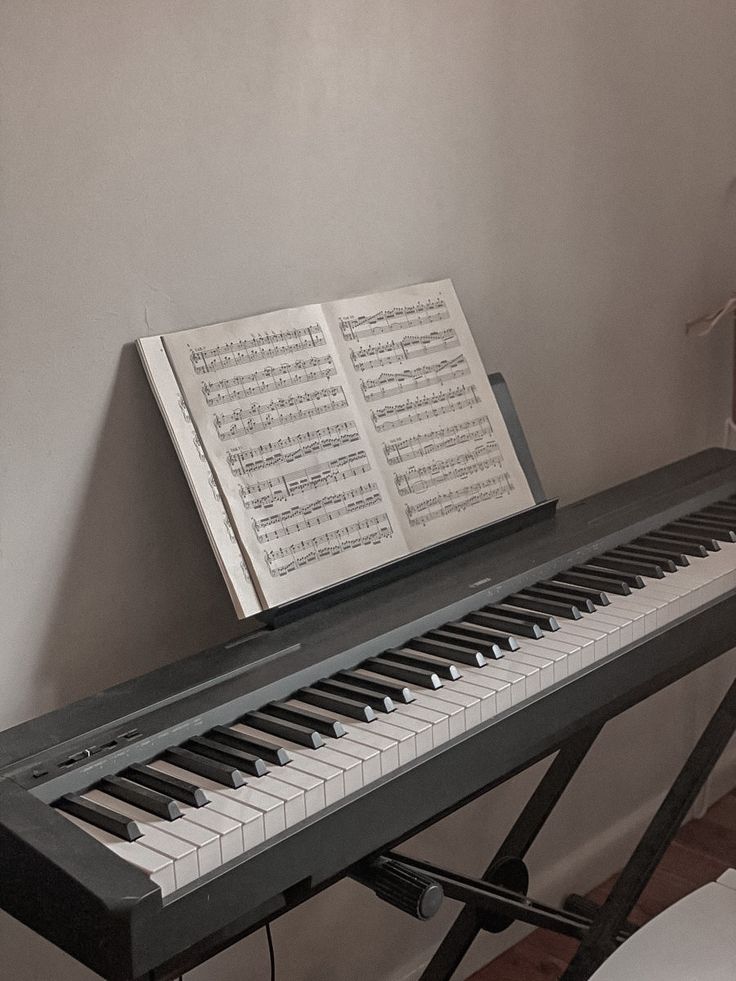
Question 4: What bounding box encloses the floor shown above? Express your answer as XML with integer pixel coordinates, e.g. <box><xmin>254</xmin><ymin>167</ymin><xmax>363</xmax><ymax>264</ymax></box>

<box><xmin>468</xmin><ymin>788</ymin><xmax>736</xmax><ymax>980</ymax></box>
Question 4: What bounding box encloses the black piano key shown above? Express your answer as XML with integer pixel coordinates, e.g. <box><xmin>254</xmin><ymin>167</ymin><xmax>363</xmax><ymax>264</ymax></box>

<box><xmin>425</xmin><ymin>627</ymin><xmax>501</xmax><ymax>660</ymax></box>
<box><xmin>490</xmin><ymin>604</ymin><xmax>560</xmax><ymax>631</ymax></box>
<box><xmin>97</xmin><ymin>776</ymin><xmax>182</xmax><ymax>821</ymax></box>
<box><xmin>125</xmin><ymin>764</ymin><xmax>209</xmax><ymax>808</ymax></box>
<box><xmin>263</xmin><ymin>702</ymin><xmax>346</xmax><ymax>738</ymax></box>
<box><xmin>669</xmin><ymin>518</ymin><xmax>736</xmax><ymax>542</ymax></box>
<box><xmin>681</xmin><ymin>512</ymin><xmax>736</xmax><ymax>531</ymax></box>
<box><xmin>363</xmin><ymin>656</ymin><xmax>443</xmax><ymax>690</ymax></box>
<box><xmin>522</xmin><ymin>585</ymin><xmax>596</xmax><ymax>613</ymax></box>
<box><xmin>593</xmin><ymin>555</ymin><xmax>665</xmax><ymax>579</ymax></box>
<box><xmin>242</xmin><ymin>711</ymin><xmax>324</xmax><ymax>749</ymax></box>
<box><xmin>315</xmin><ymin>679</ymin><xmax>395</xmax><ymax>713</ymax></box>
<box><xmin>658</xmin><ymin>526</ymin><xmax>721</xmax><ymax>551</ymax></box>
<box><xmin>208</xmin><ymin>726</ymin><xmax>291</xmax><ymax>766</ymax></box>
<box><xmin>611</xmin><ymin>546</ymin><xmax>679</xmax><ymax>573</ymax></box>
<box><xmin>555</xmin><ymin>570</ymin><xmax>631</xmax><ymax>595</ymax></box>
<box><xmin>447</xmin><ymin>621</ymin><xmax>520</xmax><ymax>651</ymax></box>
<box><xmin>642</xmin><ymin>532</ymin><xmax>713</xmax><ymax>556</ymax></box>
<box><xmin>544</xmin><ymin>579</ymin><xmax>611</xmax><ymax>605</ymax></box>
<box><xmin>163</xmin><ymin>746</ymin><xmax>246</xmax><ymax>788</ymax></box>
<box><xmin>339</xmin><ymin>670</ymin><xmax>415</xmax><ymax>703</ymax></box>
<box><xmin>575</xmin><ymin>564</ymin><xmax>644</xmax><ymax>588</ymax></box>
<box><xmin>412</xmin><ymin>633</ymin><xmax>492</xmax><ymax>664</ymax></box>
<box><xmin>298</xmin><ymin>687</ymin><xmax>375</xmax><ymax>722</ymax></box>
<box><xmin>57</xmin><ymin>794</ymin><xmax>143</xmax><ymax>842</ymax></box>
<box><xmin>186</xmin><ymin>736</ymin><xmax>271</xmax><ymax>776</ymax></box>
<box><xmin>464</xmin><ymin>610</ymin><xmax>544</xmax><ymax>639</ymax></box>
<box><xmin>383</xmin><ymin>648</ymin><xmax>462</xmax><ymax>680</ymax></box>
<box><xmin>509</xmin><ymin>592</ymin><xmax>583</xmax><ymax>620</ymax></box>
<box><xmin>701</xmin><ymin>504</ymin><xmax>736</xmax><ymax>519</ymax></box>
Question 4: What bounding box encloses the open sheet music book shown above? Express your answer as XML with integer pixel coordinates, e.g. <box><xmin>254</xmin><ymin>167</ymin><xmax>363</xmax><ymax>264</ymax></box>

<box><xmin>138</xmin><ymin>280</ymin><xmax>535</xmax><ymax>617</ymax></box>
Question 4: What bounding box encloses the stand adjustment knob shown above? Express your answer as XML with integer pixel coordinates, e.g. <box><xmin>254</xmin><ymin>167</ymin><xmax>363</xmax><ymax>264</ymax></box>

<box><xmin>352</xmin><ymin>856</ymin><xmax>443</xmax><ymax>921</ymax></box>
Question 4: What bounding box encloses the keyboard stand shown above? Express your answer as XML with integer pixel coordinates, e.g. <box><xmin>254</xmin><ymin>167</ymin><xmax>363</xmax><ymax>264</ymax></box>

<box><xmin>380</xmin><ymin>675</ymin><xmax>736</xmax><ymax>981</ymax></box>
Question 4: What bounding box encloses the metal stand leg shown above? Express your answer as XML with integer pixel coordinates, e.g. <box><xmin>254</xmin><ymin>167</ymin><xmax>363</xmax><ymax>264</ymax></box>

<box><xmin>560</xmin><ymin>676</ymin><xmax>736</xmax><ymax>981</ymax></box>
<box><xmin>419</xmin><ymin>724</ymin><xmax>603</xmax><ymax>981</ymax></box>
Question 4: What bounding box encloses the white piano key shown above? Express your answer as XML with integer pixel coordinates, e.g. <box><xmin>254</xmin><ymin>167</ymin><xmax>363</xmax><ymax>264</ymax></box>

<box><xmin>526</xmin><ymin>636</ymin><xmax>580</xmax><ymax>674</ymax></box>
<box><xmin>426</xmin><ymin>684</ymin><xmax>483</xmax><ymax>727</ymax></box>
<box><xmin>412</xmin><ymin>691</ymin><xmax>467</xmax><ymax>737</ymax></box>
<box><xmin>501</xmin><ymin>649</ymin><xmax>556</xmax><ymax>689</ymax></box>
<box><xmin>477</xmin><ymin>664</ymin><xmax>527</xmax><ymax>704</ymax></box>
<box><xmin>446</xmin><ymin>677</ymin><xmax>497</xmax><ymax>721</ymax></box>
<box><xmin>478</xmin><ymin>655</ymin><xmax>541</xmax><ymax>694</ymax></box>
<box><xmin>260</xmin><ymin>762</ymin><xmax>325</xmax><ymax>816</ymax></box>
<box><xmin>178</xmin><ymin>803</ymin><xmax>244</xmax><ymax>864</ymax></box>
<box><xmin>82</xmin><ymin>790</ymin><xmax>199</xmax><ymax>889</ymax></box>
<box><xmin>323</xmin><ymin>734</ymin><xmax>383</xmax><ymax>782</ymax></box>
<box><xmin>58</xmin><ymin>810</ymin><xmax>177</xmax><ymax>897</ymax></box>
<box><xmin>397</xmin><ymin>701</ymin><xmax>451</xmax><ymax>747</ymax></box>
<box><xmin>364</xmin><ymin>709</ymin><xmax>434</xmax><ymax>756</ymax></box>
<box><xmin>344</xmin><ymin>722</ymin><xmax>410</xmax><ymax>769</ymax></box>
<box><xmin>555</xmin><ymin>622</ymin><xmax>616</xmax><ymax>662</ymax></box>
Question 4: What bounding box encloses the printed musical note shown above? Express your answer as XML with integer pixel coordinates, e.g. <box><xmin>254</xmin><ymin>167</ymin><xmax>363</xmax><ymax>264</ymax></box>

<box><xmin>215</xmin><ymin>386</ymin><xmax>349</xmax><ymax>440</ymax></box>
<box><xmin>405</xmin><ymin>474</ymin><xmax>515</xmax><ymax>528</ymax></box>
<box><xmin>349</xmin><ymin>328</ymin><xmax>459</xmax><ymax>373</ymax></box>
<box><xmin>370</xmin><ymin>384</ymin><xmax>481</xmax><ymax>433</ymax></box>
<box><xmin>190</xmin><ymin>324</ymin><xmax>326</xmax><ymax>374</ymax></box>
<box><xmin>239</xmin><ymin>450</ymin><xmax>371</xmax><ymax>507</ymax></box>
<box><xmin>265</xmin><ymin>513</ymin><xmax>395</xmax><ymax>578</ymax></box>
<box><xmin>359</xmin><ymin>355</ymin><xmax>470</xmax><ymax>403</ymax></box>
<box><xmin>394</xmin><ymin>444</ymin><xmax>504</xmax><ymax>497</ymax></box>
<box><xmin>225</xmin><ymin>421</ymin><xmax>361</xmax><ymax>478</ymax></box>
<box><xmin>383</xmin><ymin>415</ymin><xmax>494</xmax><ymax>467</ymax></box>
<box><xmin>202</xmin><ymin>355</ymin><xmax>336</xmax><ymax>406</ymax></box>
<box><xmin>251</xmin><ymin>483</ymin><xmax>382</xmax><ymax>543</ymax></box>
<box><xmin>338</xmin><ymin>297</ymin><xmax>449</xmax><ymax>342</ymax></box>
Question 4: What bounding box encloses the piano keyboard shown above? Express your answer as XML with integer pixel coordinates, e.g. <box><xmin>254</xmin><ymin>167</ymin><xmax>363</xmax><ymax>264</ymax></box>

<box><xmin>51</xmin><ymin>498</ymin><xmax>736</xmax><ymax>897</ymax></box>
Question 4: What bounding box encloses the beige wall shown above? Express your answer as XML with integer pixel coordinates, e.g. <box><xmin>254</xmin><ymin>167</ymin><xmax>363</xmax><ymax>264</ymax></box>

<box><xmin>2</xmin><ymin>2</ymin><xmax>736</xmax><ymax>979</ymax></box>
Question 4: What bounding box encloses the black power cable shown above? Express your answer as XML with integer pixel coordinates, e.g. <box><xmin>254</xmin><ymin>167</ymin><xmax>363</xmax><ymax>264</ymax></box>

<box><xmin>265</xmin><ymin>921</ymin><xmax>276</xmax><ymax>981</ymax></box>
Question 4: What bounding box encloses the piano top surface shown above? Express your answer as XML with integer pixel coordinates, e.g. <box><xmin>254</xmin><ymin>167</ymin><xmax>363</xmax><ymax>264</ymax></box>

<box><xmin>2</xmin><ymin>446</ymin><xmax>736</xmax><ymax>777</ymax></box>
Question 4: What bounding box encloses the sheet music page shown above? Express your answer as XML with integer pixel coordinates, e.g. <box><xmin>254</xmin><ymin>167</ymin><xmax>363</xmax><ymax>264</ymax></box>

<box><xmin>321</xmin><ymin>280</ymin><xmax>535</xmax><ymax>552</ymax></box>
<box><xmin>162</xmin><ymin>305</ymin><xmax>407</xmax><ymax>607</ymax></box>
<box><xmin>137</xmin><ymin>337</ymin><xmax>262</xmax><ymax>619</ymax></box>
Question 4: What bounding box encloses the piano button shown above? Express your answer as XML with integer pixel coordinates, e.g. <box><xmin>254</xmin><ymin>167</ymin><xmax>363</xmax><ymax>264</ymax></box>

<box><xmin>339</xmin><ymin>670</ymin><xmax>415</xmax><ymax>703</ymax></box>
<box><xmin>593</xmin><ymin>555</ymin><xmax>665</xmax><ymax>579</ymax></box>
<box><xmin>149</xmin><ymin>761</ymin><xmax>265</xmax><ymax>850</ymax></box>
<box><xmin>489</xmin><ymin>605</ymin><xmax>560</xmax><ymax>632</ymax></box>
<box><xmin>407</xmin><ymin>634</ymin><xmax>492</xmax><ymax>664</ymax></box>
<box><xmin>577</xmin><ymin>564</ymin><xmax>644</xmax><ymax>589</ymax></box>
<box><xmin>523</xmin><ymin>585</ymin><xmax>596</xmax><ymax>613</ymax></box>
<box><xmin>163</xmin><ymin>746</ymin><xmax>246</xmax><ymax>788</ymax></box>
<box><xmin>208</xmin><ymin>726</ymin><xmax>290</xmax><ymax>766</ymax></box>
<box><xmin>466</xmin><ymin>610</ymin><xmax>544</xmax><ymax>639</ymax></box>
<box><xmin>508</xmin><ymin>593</ymin><xmax>583</xmax><ymax>621</ymax></box>
<box><xmin>447</xmin><ymin>621</ymin><xmax>520</xmax><ymax>651</ymax></box>
<box><xmin>638</xmin><ymin>533</ymin><xmax>708</xmax><ymax>558</ymax></box>
<box><xmin>262</xmin><ymin>702</ymin><xmax>346</xmax><ymax>738</ymax></box>
<box><xmin>97</xmin><ymin>776</ymin><xmax>182</xmax><ymax>821</ymax></box>
<box><xmin>612</xmin><ymin>547</ymin><xmax>679</xmax><ymax>573</ymax></box>
<box><xmin>125</xmin><ymin>764</ymin><xmax>209</xmax><ymax>808</ymax></box>
<box><xmin>81</xmin><ymin>790</ymin><xmax>199</xmax><ymax>888</ymax></box>
<box><xmin>242</xmin><ymin>711</ymin><xmax>324</xmax><ymax>749</ymax></box>
<box><xmin>671</xmin><ymin>518</ymin><xmax>736</xmax><ymax>542</ymax></box>
<box><xmin>645</xmin><ymin>531</ymin><xmax>718</xmax><ymax>553</ymax></box>
<box><xmin>383</xmin><ymin>648</ymin><xmax>462</xmax><ymax>680</ymax></box>
<box><xmin>556</xmin><ymin>570</ymin><xmax>631</xmax><ymax>595</ymax></box>
<box><xmin>297</xmin><ymin>687</ymin><xmax>376</xmax><ymax>722</ymax></box>
<box><xmin>56</xmin><ymin>793</ymin><xmax>143</xmax><ymax>842</ymax></box>
<box><xmin>315</xmin><ymin>678</ymin><xmax>395</xmax><ymax>713</ymax></box>
<box><xmin>397</xmin><ymin>701</ymin><xmax>451</xmax><ymax>747</ymax></box>
<box><xmin>177</xmin><ymin>803</ymin><xmax>244</xmax><ymax>864</ymax></box>
<box><xmin>58</xmin><ymin>810</ymin><xmax>177</xmax><ymax>897</ymax></box>
<box><xmin>422</xmin><ymin>629</ymin><xmax>499</xmax><ymax>661</ymax></box>
<box><xmin>362</xmin><ymin>657</ymin><xmax>443</xmax><ymax>690</ymax></box>
<box><xmin>186</xmin><ymin>736</ymin><xmax>270</xmax><ymax>777</ymax></box>
<box><xmin>545</xmin><ymin>579</ymin><xmax>612</xmax><ymax>605</ymax></box>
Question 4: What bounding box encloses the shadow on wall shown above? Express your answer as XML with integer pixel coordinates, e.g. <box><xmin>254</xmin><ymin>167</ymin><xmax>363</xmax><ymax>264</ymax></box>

<box><xmin>30</xmin><ymin>342</ymin><xmax>240</xmax><ymax>718</ymax></box>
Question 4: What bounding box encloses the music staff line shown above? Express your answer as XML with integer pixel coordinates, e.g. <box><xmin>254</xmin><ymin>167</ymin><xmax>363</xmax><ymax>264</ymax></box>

<box><xmin>226</xmin><ymin>421</ymin><xmax>361</xmax><ymax>477</ymax></box>
<box><xmin>371</xmin><ymin>385</ymin><xmax>481</xmax><ymax>434</ymax></box>
<box><xmin>215</xmin><ymin>386</ymin><xmax>348</xmax><ymax>441</ymax></box>
<box><xmin>239</xmin><ymin>450</ymin><xmax>372</xmax><ymax>508</ymax></box>
<box><xmin>349</xmin><ymin>328</ymin><xmax>459</xmax><ymax>373</ymax></box>
<box><xmin>338</xmin><ymin>298</ymin><xmax>449</xmax><ymax>342</ymax></box>
<box><xmin>395</xmin><ymin>444</ymin><xmax>504</xmax><ymax>497</ymax></box>
<box><xmin>359</xmin><ymin>355</ymin><xmax>469</xmax><ymax>404</ymax></box>
<box><xmin>383</xmin><ymin>415</ymin><xmax>494</xmax><ymax>467</ymax></box>
<box><xmin>265</xmin><ymin>513</ymin><xmax>395</xmax><ymax>578</ymax></box>
<box><xmin>251</xmin><ymin>482</ymin><xmax>382</xmax><ymax>543</ymax></box>
<box><xmin>190</xmin><ymin>324</ymin><xmax>326</xmax><ymax>375</ymax></box>
<box><xmin>405</xmin><ymin>473</ymin><xmax>515</xmax><ymax>528</ymax></box>
<box><xmin>202</xmin><ymin>355</ymin><xmax>336</xmax><ymax>406</ymax></box>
